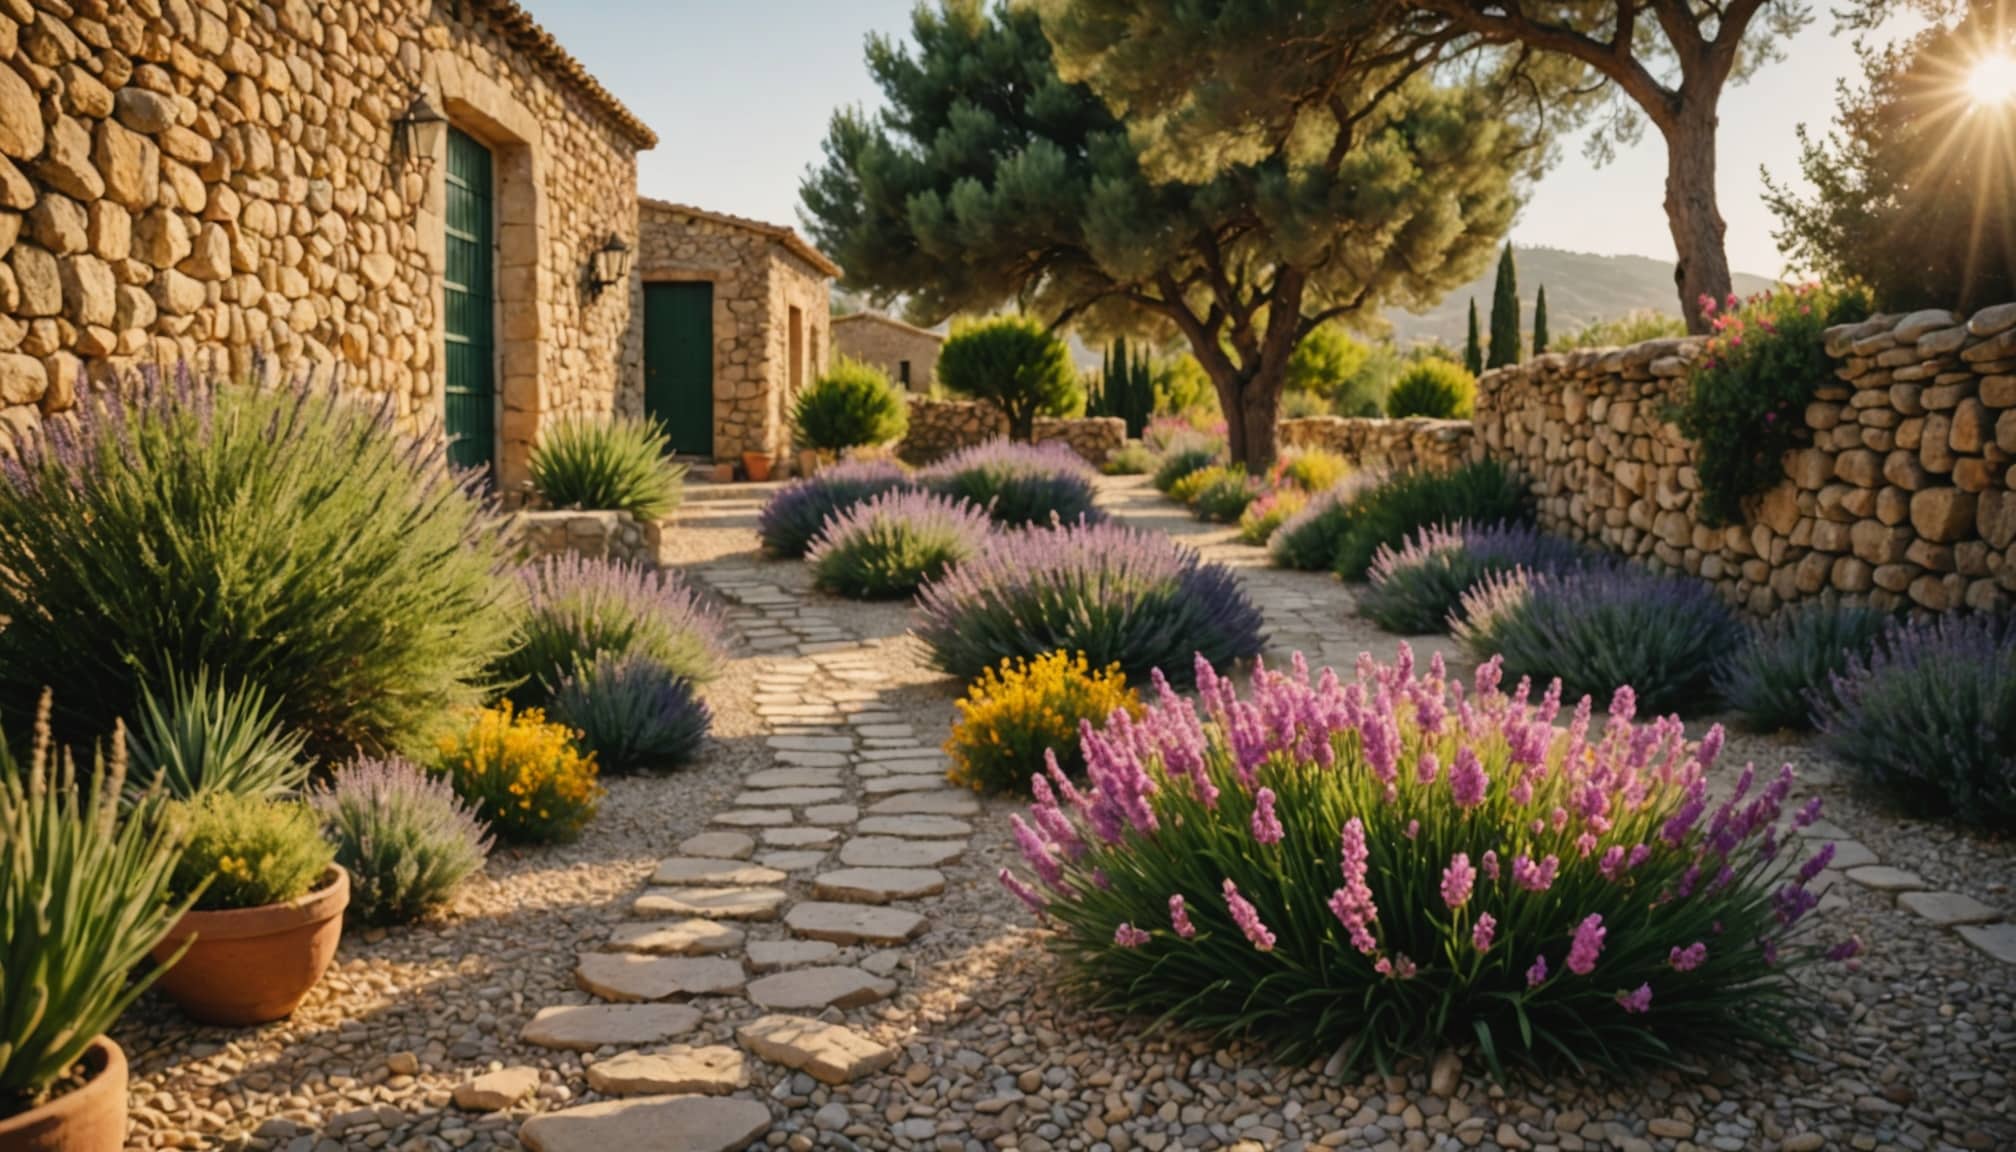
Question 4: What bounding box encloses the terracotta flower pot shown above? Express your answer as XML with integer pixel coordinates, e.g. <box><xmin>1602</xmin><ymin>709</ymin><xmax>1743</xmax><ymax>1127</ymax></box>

<box><xmin>150</xmin><ymin>865</ymin><xmax>349</xmax><ymax>1026</ymax></box>
<box><xmin>0</xmin><ymin>1036</ymin><xmax>129</xmax><ymax>1152</ymax></box>
<box><xmin>741</xmin><ymin>451</ymin><xmax>774</xmax><ymax>482</ymax></box>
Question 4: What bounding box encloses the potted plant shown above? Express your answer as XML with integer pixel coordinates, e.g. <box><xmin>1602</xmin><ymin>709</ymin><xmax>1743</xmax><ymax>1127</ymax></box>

<box><xmin>1</xmin><ymin>698</ymin><xmax>193</xmax><ymax>1152</ymax></box>
<box><xmin>150</xmin><ymin>792</ymin><xmax>347</xmax><ymax>1026</ymax></box>
<box><xmin>741</xmin><ymin>450</ymin><xmax>775</xmax><ymax>482</ymax></box>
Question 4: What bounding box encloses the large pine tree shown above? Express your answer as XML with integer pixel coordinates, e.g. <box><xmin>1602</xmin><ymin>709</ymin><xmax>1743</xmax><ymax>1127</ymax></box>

<box><xmin>802</xmin><ymin>0</ymin><xmax>1528</xmax><ymax>468</ymax></box>
<box><xmin>1487</xmin><ymin>243</ymin><xmax>1520</xmax><ymax>369</ymax></box>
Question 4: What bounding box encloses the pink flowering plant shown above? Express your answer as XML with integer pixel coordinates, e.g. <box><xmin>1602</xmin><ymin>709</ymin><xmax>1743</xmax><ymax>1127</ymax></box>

<box><xmin>1000</xmin><ymin>646</ymin><xmax>1857</xmax><ymax>1074</ymax></box>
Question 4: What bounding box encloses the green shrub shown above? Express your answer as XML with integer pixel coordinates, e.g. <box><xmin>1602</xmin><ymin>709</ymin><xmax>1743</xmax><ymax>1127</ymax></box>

<box><xmin>807</xmin><ymin>489</ymin><xmax>992</xmax><ymax>599</ymax></box>
<box><xmin>938</xmin><ymin>315</ymin><xmax>1080</xmax><ymax>440</ymax></box>
<box><xmin>125</xmin><ymin>667</ymin><xmax>310</xmax><ymax>802</ymax></box>
<box><xmin>1272</xmin><ymin>450</ymin><xmax>1351</xmax><ymax>493</ymax></box>
<box><xmin>1102</xmin><ymin>441</ymin><xmax>1157</xmax><ymax>475</ymax></box>
<box><xmin>551</xmin><ymin>652</ymin><xmax>712</xmax><ymax>772</ymax></box>
<box><xmin>1360</xmin><ymin>521</ymin><xmax>1591</xmax><ymax>635</ymax></box>
<box><xmin>1188</xmin><ymin>467</ymin><xmax>1258</xmax><ymax>523</ymax></box>
<box><xmin>0</xmin><ymin>374</ymin><xmax>514</xmax><ymax>759</ymax></box>
<box><xmin>1556</xmin><ymin>310</ymin><xmax>1688</xmax><ymax>351</ymax></box>
<box><xmin>1332</xmin><ymin>460</ymin><xmax>1531</xmax><ymax>580</ymax></box>
<box><xmin>431</xmin><ymin>702</ymin><xmax>604</xmax><ymax>843</ymax></box>
<box><xmin>313</xmin><ymin>758</ymin><xmax>491</xmax><ymax>926</ymax></box>
<box><xmin>529</xmin><ymin>415</ymin><xmax>684</xmax><ymax>521</ymax></box>
<box><xmin>496</xmin><ymin>554</ymin><xmax>724</xmax><ymax>708</ymax></box>
<box><xmin>1152</xmin><ymin>445</ymin><xmax>1220</xmax><ymax>493</ymax></box>
<box><xmin>167</xmin><ymin>792</ymin><xmax>335</xmax><ymax>912</ymax></box>
<box><xmin>1678</xmin><ymin>283</ymin><xmax>1871</xmax><ymax>526</ymax></box>
<box><xmin>1715</xmin><ymin>599</ymin><xmax>1894</xmax><ymax>732</ymax></box>
<box><xmin>792</xmin><ymin>357</ymin><xmax>910</xmax><ymax>452</ymax></box>
<box><xmin>1385</xmin><ymin>360</ymin><xmax>1476</xmax><ymax>419</ymax></box>
<box><xmin>1268</xmin><ymin>481</ymin><xmax>1364</xmax><ymax>570</ymax></box>
<box><xmin>1168</xmin><ymin>463</ymin><xmax>1237</xmax><ymax>506</ymax></box>
<box><xmin>1</xmin><ymin>703</ymin><xmax>193</xmax><ymax>1106</ymax></box>
<box><xmin>1286</xmin><ymin>325</ymin><xmax>1385</xmax><ymax>415</ymax></box>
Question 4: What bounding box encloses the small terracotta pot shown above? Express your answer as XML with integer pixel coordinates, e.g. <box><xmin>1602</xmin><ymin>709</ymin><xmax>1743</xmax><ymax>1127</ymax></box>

<box><xmin>150</xmin><ymin>865</ymin><xmax>349</xmax><ymax>1026</ymax></box>
<box><xmin>741</xmin><ymin>451</ymin><xmax>774</xmax><ymax>482</ymax></box>
<box><xmin>0</xmin><ymin>1036</ymin><xmax>129</xmax><ymax>1152</ymax></box>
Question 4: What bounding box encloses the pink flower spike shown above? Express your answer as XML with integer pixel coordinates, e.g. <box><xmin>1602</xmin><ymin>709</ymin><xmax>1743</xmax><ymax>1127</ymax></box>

<box><xmin>1567</xmin><ymin>914</ymin><xmax>1606</xmax><ymax>975</ymax></box>
<box><xmin>1250</xmin><ymin>787</ymin><xmax>1285</xmax><ymax>846</ymax></box>
<box><xmin>1113</xmin><ymin>923</ymin><xmax>1151</xmax><ymax>949</ymax></box>
<box><xmin>1617</xmin><ymin>983</ymin><xmax>1653</xmax><ymax>1014</ymax></box>
<box><xmin>1669</xmin><ymin>942</ymin><xmax>1708</xmax><ymax>972</ymax></box>
<box><xmin>1526</xmin><ymin>954</ymin><xmax>1549</xmax><ymax>987</ymax></box>
<box><xmin>1223</xmin><ymin>878</ymin><xmax>1276</xmax><ymax>953</ymax></box>
<box><xmin>1441</xmin><ymin>853</ymin><xmax>1476</xmax><ymax>909</ymax></box>
<box><xmin>1169</xmin><ymin>894</ymin><xmax>1197</xmax><ymax>939</ymax></box>
<box><xmin>1472</xmin><ymin>913</ymin><xmax>1497</xmax><ymax>952</ymax></box>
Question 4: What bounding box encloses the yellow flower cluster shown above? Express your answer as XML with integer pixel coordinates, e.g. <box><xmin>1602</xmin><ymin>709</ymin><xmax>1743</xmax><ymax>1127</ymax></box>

<box><xmin>946</xmin><ymin>651</ymin><xmax>1140</xmax><ymax>795</ymax></box>
<box><xmin>434</xmin><ymin>700</ymin><xmax>603</xmax><ymax>843</ymax></box>
<box><xmin>1169</xmin><ymin>464</ymin><xmax>1238</xmax><ymax>506</ymax></box>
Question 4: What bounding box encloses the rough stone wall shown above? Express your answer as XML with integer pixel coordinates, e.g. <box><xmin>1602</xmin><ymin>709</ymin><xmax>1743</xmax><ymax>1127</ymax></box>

<box><xmin>635</xmin><ymin>203</ymin><xmax>832</xmax><ymax>463</ymax></box>
<box><xmin>1472</xmin><ymin>304</ymin><xmax>2016</xmax><ymax>614</ymax></box>
<box><xmin>833</xmin><ymin>312</ymin><xmax>940</xmax><ymax>392</ymax></box>
<box><xmin>0</xmin><ymin>0</ymin><xmax>648</xmax><ymax>493</ymax></box>
<box><xmin>1277</xmin><ymin>416</ymin><xmax>1475</xmax><ymax>475</ymax></box>
<box><xmin>893</xmin><ymin>397</ymin><xmax>1123</xmax><ymax>468</ymax></box>
<box><xmin>506</xmin><ymin>508</ymin><xmax>656</xmax><ymax>566</ymax></box>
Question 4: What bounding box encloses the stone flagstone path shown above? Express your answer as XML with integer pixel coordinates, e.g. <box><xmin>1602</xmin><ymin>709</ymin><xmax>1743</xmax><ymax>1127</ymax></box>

<box><xmin>514</xmin><ymin>564</ymin><xmax>978</xmax><ymax>1152</ymax></box>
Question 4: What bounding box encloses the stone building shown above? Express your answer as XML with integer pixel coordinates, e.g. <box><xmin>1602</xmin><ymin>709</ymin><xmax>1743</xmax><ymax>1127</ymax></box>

<box><xmin>0</xmin><ymin>0</ymin><xmax>660</xmax><ymax>495</ymax></box>
<box><xmin>634</xmin><ymin>198</ymin><xmax>836</xmax><ymax>466</ymax></box>
<box><xmin>833</xmin><ymin>310</ymin><xmax>941</xmax><ymax>392</ymax></box>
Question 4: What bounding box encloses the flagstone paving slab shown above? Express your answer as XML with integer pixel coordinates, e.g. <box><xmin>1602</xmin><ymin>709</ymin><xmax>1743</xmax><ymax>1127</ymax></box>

<box><xmin>736</xmin><ymin>1015</ymin><xmax>898</xmax><ymax>1086</ymax></box>
<box><xmin>521</xmin><ymin>1004</ymin><xmax>702</xmax><ymax>1051</ymax></box>
<box><xmin>583</xmin><ymin>1047</ymin><xmax>747</xmax><ymax>1096</ymax></box>
<box><xmin>857</xmin><ymin>815</ymin><xmax>974</xmax><ymax>839</ymax></box>
<box><xmin>805</xmin><ymin>804</ymin><xmax>860</xmax><ymax>825</ymax></box>
<box><xmin>743</xmin><ymin>767</ymin><xmax>845</xmax><ymax>789</ymax></box>
<box><xmin>838</xmin><ymin>836</ymin><xmax>967</xmax><ymax>868</ymax></box>
<box><xmin>674</xmin><ymin>832</ymin><xmax>755</xmax><ymax>861</ymax></box>
<box><xmin>575</xmin><ymin>953</ymin><xmax>747</xmax><ymax>1001</ymax></box>
<box><xmin>766</xmin><ymin>736</ymin><xmax>853</xmax><ymax>752</ymax></box>
<box><xmin>1899</xmin><ymin>891</ymin><xmax>2001</xmax><ymax>926</ymax></box>
<box><xmin>812</xmin><ymin>867</ymin><xmax>947</xmax><ymax>903</ymax></box>
<box><xmin>709</xmin><ymin>809</ymin><xmax>795</xmax><ymax>828</ymax></box>
<box><xmin>866</xmin><ymin>791</ymin><xmax>980</xmax><ymax>817</ymax></box>
<box><xmin>606</xmin><ymin>919</ymin><xmax>745</xmax><ymax>956</ymax></box>
<box><xmin>733</xmin><ymin>786</ymin><xmax>844</xmax><ymax>807</ymax></box>
<box><xmin>518</xmin><ymin>1095</ymin><xmax>771</xmax><ymax>1152</ymax></box>
<box><xmin>761</xmin><ymin>826</ymin><xmax>841</xmax><ymax>847</ymax></box>
<box><xmin>772</xmin><ymin>751</ymin><xmax>849</xmax><ymax>768</ymax></box>
<box><xmin>785</xmin><ymin>901</ymin><xmax>928</xmax><ymax>945</ymax></box>
<box><xmin>1845</xmin><ymin>865</ymin><xmax>1928</xmax><ymax>893</ymax></box>
<box><xmin>745</xmin><ymin>966</ymin><xmax>896</xmax><ymax>1011</ymax></box>
<box><xmin>634</xmin><ymin>886</ymin><xmax>787</xmax><ymax>921</ymax></box>
<box><xmin>859</xmin><ymin>774</ymin><xmax>952</xmax><ymax>794</ymax></box>
<box><xmin>755</xmin><ymin>850</ymin><xmax>829</xmax><ymax>872</ymax></box>
<box><xmin>746</xmin><ymin>940</ymin><xmax>841</xmax><ymax>972</ymax></box>
<box><xmin>1957</xmin><ymin>922</ymin><xmax>2016</xmax><ymax>964</ymax></box>
<box><xmin>648</xmin><ymin>858</ymin><xmax>788</xmax><ymax>887</ymax></box>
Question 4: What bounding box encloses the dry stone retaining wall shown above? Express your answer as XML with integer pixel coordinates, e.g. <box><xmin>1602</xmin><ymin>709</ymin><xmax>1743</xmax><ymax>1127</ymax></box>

<box><xmin>1277</xmin><ymin>416</ymin><xmax>1474</xmax><ymax>474</ymax></box>
<box><xmin>1472</xmin><ymin>303</ymin><xmax>2016</xmax><ymax>614</ymax></box>
<box><xmin>893</xmin><ymin>397</ymin><xmax>1123</xmax><ymax>468</ymax></box>
<box><xmin>506</xmin><ymin>508</ymin><xmax>658</xmax><ymax>566</ymax></box>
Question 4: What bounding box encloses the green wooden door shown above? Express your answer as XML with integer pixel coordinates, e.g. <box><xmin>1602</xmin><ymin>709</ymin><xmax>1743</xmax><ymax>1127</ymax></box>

<box><xmin>644</xmin><ymin>282</ymin><xmax>714</xmax><ymax>457</ymax></box>
<box><xmin>443</xmin><ymin>127</ymin><xmax>495</xmax><ymax>474</ymax></box>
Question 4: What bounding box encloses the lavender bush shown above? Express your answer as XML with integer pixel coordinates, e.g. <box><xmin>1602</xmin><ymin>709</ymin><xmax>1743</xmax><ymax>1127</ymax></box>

<box><xmin>1268</xmin><ymin>478</ymin><xmax>1371</xmax><ymax>570</ymax></box>
<box><xmin>495</xmin><ymin>554</ymin><xmax>724</xmax><ymax>707</ymax></box>
<box><xmin>1361</xmin><ymin>521</ymin><xmax>1594</xmax><ymax>635</ymax></box>
<box><xmin>312</xmin><ymin>758</ymin><xmax>492</xmax><ymax>926</ymax></box>
<box><xmin>808</xmin><ymin>488</ymin><xmax>992</xmax><ymax>599</ymax></box>
<box><xmin>551</xmin><ymin>652</ymin><xmax>712</xmax><ymax>772</ymax></box>
<box><xmin>1150</xmin><ymin>430</ymin><xmax>1223</xmax><ymax>494</ymax></box>
<box><xmin>915</xmin><ymin>519</ymin><xmax>1265</xmax><ymax>686</ymax></box>
<box><xmin>757</xmin><ymin>458</ymin><xmax>913</xmax><ymax>558</ymax></box>
<box><xmin>921</xmin><ymin>439</ymin><xmax>1101</xmax><ymax>527</ymax></box>
<box><xmin>1715</xmin><ymin>599</ymin><xmax>1893</xmax><ymax>732</ymax></box>
<box><xmin>1333</xmin><ymin>460</ymin><xmax>1532</xmax><ymax>580</ymax></box>
<box><xmin>1816</xmin><ymin>614</ymin><xmax>2016</xmax><ymax>826</ymax></box>
<box><xmin>1455</xmin><ymin>565</ymin><xmax>1741</xmax><ymax>715</ymax></box>
<box><xmin>1001</xmin><ymin>649</ymin><xmax>1857</xmax><ymax>1073</ymax></box>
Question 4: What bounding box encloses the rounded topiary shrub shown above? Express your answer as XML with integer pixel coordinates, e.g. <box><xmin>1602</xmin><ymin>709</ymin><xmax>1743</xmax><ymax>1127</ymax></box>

<box><xmin>1000</xmin><ymin>651</ymin><xmax>1859</xmax><ymax>1073</ymax></box>
<box><xmin>915</xmin><ymin>519</ymin><xmax>1266</xmax><ymax>686</ymax></box>
<box><xmin>792</xmin><ymin>356</ymin><xmax>910</xmax><ymax>453</ymax></box>
<box><xmin>0</xmin><ymin>373</ymin><xmax>513</xmax><ymax>758</ymax></box>
<box><xmin>1186</xmin><ymin>467</ymin><xmax>1258</xmax><ymax>524</ymax></box>
<box><xmin>1333</xmin><ymin>460</ymin><xmax>1532</xmax><ymax>580</ymax></box>
<box><xmin>1816</xmin><ymin>613</ymin><xmax>2016</xmax><ymax>826</ymax></box>
<box><xmin>1715</xmin><ymin>599</ymin><xmax>1893</xmax><ymax>733</ymax></box>
<box><xmin>1454</xmin><ymin>564</ymin><xmax>1743</xmax><ymax>715</ymax></box>
<box><xmin>938</xmin><ymin>315</ymin><xmax>1081</xmax><ymax>441</ymax></box>
<box><xmin>313</xmin><ymin>757</ymin><xmax>492</xmax><ymax>926</ymax></box>
<box><xmin>529</xmin><ymin>415</ymin><xmax>684</xmax><ymax>520</ymax></box>
<box><xmin>920</xmin><ymin>439</ymin><xmax>1101</xmax><ymax>527</ymax></box>
<box><xmin>551</xmin><ymin>652</ymin><xmax>712</xmax><ymax>773</ymax></box>
<box><xmin>757</xmin><ymin>458</ymin><xmax>913</xmax><ymax>558</ymax></box>
<box><xmin>1360</xmin><ymin>521</ymin><xmax>1592</xmax><ymax>635</ymax></box>
<box><xmin>495</xmin><ymin>554</ymin><xmax>724</xmax><ymax>708</ymax></box>
<box><xmin>1385</xmin><ymin>359</ymin><xmax>1476</xmax><ymax>419</ymax></box>
<box><xmin>807</xmin><ymin>488</ymin><xmax>992</xmax><ymax>600</ymax></box>
<box><xmin>946</xmin><ymin>651</ymin><xmax>1140</xmax><ymax>794</ymax></box>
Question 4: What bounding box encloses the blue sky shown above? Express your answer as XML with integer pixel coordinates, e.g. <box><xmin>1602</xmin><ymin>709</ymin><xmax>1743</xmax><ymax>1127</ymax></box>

<box><xmin>521</xmin><ymin>1</ymin><xmax>1917</xmax><ymax>279</ymax></box>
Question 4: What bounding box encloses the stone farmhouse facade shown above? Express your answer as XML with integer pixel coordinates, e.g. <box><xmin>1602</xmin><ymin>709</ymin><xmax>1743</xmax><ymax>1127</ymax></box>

<box><xmin>635</xmin><ymin>198</ymin><xmax>836</xmax><ymax>465</ymax></box>
<box><xmin>833</xmin><ymin>310</ymin><xmax>941</xmax><ymax>392</ymax></box>
<box><xmin>0</xmin><ymin>0</ymin><xmax>840</xmax><ymax>493</ymax></box>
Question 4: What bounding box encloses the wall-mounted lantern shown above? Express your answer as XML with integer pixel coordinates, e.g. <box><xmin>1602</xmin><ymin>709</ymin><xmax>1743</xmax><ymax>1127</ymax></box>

<box><xmin>393</xmin><ymin>86</ymin><xmax>448</xmax><ymax>167</ymax></box>
<box><xmin>588</xmin><ymin>235</ymin><xmax>633</xmax><ymax>297</ymax></box>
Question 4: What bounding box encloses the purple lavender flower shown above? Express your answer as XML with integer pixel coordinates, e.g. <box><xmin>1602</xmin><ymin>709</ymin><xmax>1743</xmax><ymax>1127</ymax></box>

<box><xmin>806</xmin><ymin>488</ymin><xmax>992</xmax><ymax>599</ymax></box>
<box><xmin>1113</xmin><ymin>922</ymin><xmax>1151</xmax><ymax>948</ymax></box>
<box><xmin>1511</xmin><ymin>854</ymin><xmax>1559</xmax><ymax>892</ymax></box>
<box><xmin>758</xmin><ymin>458</ymin><xmax>911</xmax><ymax>557</ymax></box>
<box><xmin>1441</xmin><ymin>853</ymin><xmax>1476</xmax><ymax>909</ymax></box>
<box><xmin>999</xmin><ymin>867</ymin><xmax>1046</xmax><ymax>915</ymax></box>
<box><xmin>919</xmin><ymin>438</ymin><xmax>1101</xmax><ymax>528</ymax></box>
<box><xmin>1827</xmin><ymin>935</ymin><xmax>1863</xmax><ymax>963</ymax></box>
<box><xmin>1472</xmin><ymin>913</ymin><xmax>1497</xmax><ymax>952</ymax></box>
<box><xmin>1169</xmin><ymin>894</ymin><xmax>1197</xmax><ymax>939</ymax></box>
<box><xmin>1527</xmin><ymin>954</ymin><xmax>1549</xmax><ymax>987</ymax></box>
<box><xmin>1011</xmin><ymin>814</ymin><xmax>1064</xmax><ymax>890</ymax></box>
<box><xmin>1669</xmin><ymin>942</ymin><xmax>1708</xmax><ymax>972</ymax></box>
<box><xmin>1224</xmin><ymin>878</ymin><xmax>1276</xmax><ymax>952</ymax></box>
<box><xmin>1567</xmin><ymin>914</ymin><xmax>1607</xmax><ymax>975</ymax></box>
<box><xmin>1448</xmin><ymin>746</ymin><xmax>1489</xmax><ymax>808</ymax></box>
<box><xmin>1617</xmin><ymin>983</ymin><xmax>1653</xmax><ymax>1014</ymax></box>
<box><xmin>1250</xmin><ymin>787</ymin><xmax>1285</xmax><ymax>845</ymax></box>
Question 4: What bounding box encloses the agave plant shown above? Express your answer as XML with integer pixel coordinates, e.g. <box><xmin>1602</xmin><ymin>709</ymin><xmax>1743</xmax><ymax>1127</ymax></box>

<box><xmin>1</xmin><ymin>696</ymin><xmax>194</xmax><ymax>1106</ymax></box>
<box><xmin>528</xmin><ymin>415</ymin><xmax>685</xmax><ymax>521</ymax></box>
<box><xmin>125</xmin><ymin>666</ymin><xmax>310</xmax><ymax>802</ymax></box>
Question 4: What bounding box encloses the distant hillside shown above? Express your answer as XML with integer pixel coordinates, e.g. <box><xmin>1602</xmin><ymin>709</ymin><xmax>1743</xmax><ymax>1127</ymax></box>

<box><xmin>1381</xmin><ymin>247</ymin><xmax>1778</xmax><ymax>350</ymax></box>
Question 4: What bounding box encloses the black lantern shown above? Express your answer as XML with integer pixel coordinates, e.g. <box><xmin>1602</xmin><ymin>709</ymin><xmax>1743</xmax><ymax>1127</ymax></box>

<box><xmin>394</xmin><ymin>86</ymin><xmax>448</xmax><ymax>167</ymax></box>
<box><xmin>589</xmin><ymin>235</ymin><xmax>632</xmax><ymax>297</ymax></box>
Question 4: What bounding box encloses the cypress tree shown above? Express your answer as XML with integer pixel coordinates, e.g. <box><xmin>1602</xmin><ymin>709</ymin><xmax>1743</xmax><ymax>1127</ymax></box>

<box><xmin>1532</xmin><ymin>285</ymin><xmax>1550</xmax><ymax>355</ymax></box>
<box><xmin>1464</xmin><ymin>298</ymin><xmax>1483</xmax><ymax>376</ymax></box>
<box><xmin>1129</xmin><ymin>349</ymin><xmax>1154</xmax><ymax>436</ymax></box>
<box><xmin>1487</xmin><ymin>242</ymin><xmax>1520</xmax><ymax>368</ymax></box>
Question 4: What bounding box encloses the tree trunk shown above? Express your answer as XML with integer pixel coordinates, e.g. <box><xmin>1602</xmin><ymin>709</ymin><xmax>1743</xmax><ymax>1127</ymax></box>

<box><xmin>1201</xmin><ymin>360</ymin><xmax>1287</xmax><ymax>472</ymax></box>
<box><xmin>1663</xmin><ymin>111</ymin><xmax>1734</xmax><ymax>335</ymax></box>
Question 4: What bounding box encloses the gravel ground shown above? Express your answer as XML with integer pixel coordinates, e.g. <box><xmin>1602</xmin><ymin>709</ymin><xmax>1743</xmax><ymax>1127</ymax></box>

<box><xmin>114</xmin><ymin>475</ymin><xmax>2014</xmax><ymax>1152</ymax></box>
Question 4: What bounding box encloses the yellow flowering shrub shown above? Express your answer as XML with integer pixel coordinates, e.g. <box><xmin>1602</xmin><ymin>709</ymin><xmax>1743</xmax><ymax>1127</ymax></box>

<box><xmin>167</xmin><ymin>792</ymin><xmax>335</xmax><ymax>911</ymax></box>
<box><xmin>946</xmin><ymin>651</ymin><xmax>1141</xmax><ymax>795</ymax></box>
<box><xmin>432</xmin><ymin>701</ymin><xmax>603</xmax><ymax>843</ymax></box>
<box><xmin>1168</xmin><ymin>464</ymin><xmax>1238</xmax><ymax>506</ymax></box>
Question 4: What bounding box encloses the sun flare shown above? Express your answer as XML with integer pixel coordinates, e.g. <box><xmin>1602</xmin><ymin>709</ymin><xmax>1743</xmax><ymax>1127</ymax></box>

<box><xmin>1967</xmin><ymin>51</ymin><xmax>2016</xmax><ymax>107</ymax></box>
